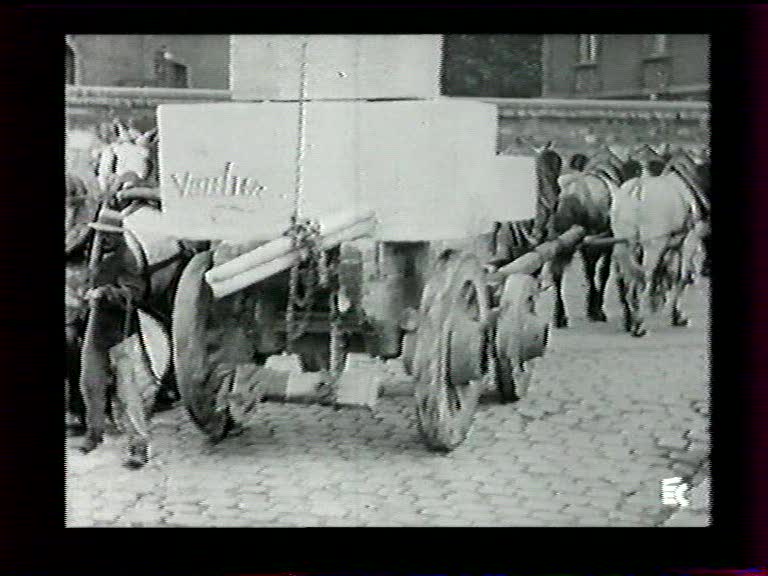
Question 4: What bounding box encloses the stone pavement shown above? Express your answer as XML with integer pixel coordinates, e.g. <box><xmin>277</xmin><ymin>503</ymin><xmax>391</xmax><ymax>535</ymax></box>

<box><xmin>66</xmin><ymin>261</ymin><xmax>710</xmax><ymax>527</ymax></box>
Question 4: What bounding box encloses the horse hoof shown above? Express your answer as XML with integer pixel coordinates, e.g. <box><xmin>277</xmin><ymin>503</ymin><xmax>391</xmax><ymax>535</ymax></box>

<box><xmin>123</xmin><ymin>458</ymin><xmax>146</xmax><ymax>470</ymax></box>
<box><xmin>79</xmin><ymin>434</ymin><xmax>103</xmax><ymax>454</ymax></box>
<box><xmin>672</xmin><ymin>313</ymin><xmax>689</xmax><ymax>327</ymax></box>
<box><xmin>555</xmin><ymin>317</ymin><xmax>568</xmax><ymax>329</ymax></box>
<box><xmin>123</xmin><ymin>444</ymin><xmax>149</xmax><ymax>469</ymax></box>
<box><xmin>589</xmin><ymin>310</ymin><xmax>607</xmax><ymax>322</ymax></box>
<box><xmin>152</xmin><ymin>397</ymin><xmax>179</xmax><ymax>413</ymax></box>
<box><xmin>631</xmin><ymin>325</ymin><xmax>647</xmax><ymax>338</ymax></box>
<box><xmin>67</xmin><ymin>424</ymin><xmax>86</xmax><ymax>438</ymax></box>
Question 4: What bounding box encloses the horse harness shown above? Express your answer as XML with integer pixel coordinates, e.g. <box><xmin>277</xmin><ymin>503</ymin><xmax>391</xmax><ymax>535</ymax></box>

<box><xmin>666</xmin><ymin>164</ymin><xmax>710</xmax><ymax>218</ymax></box>
<box><xmin>588</xmin><ymin>168</ymin><xmax>621</xmax><ymax>193</ymax></box>
<box><xmin>123</xmin><ymin>229</ymin><xmax>195</xmax><ymax>310</ymax></box>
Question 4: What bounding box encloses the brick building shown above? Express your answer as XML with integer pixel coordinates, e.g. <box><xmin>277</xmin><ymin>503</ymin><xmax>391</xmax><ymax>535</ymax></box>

<box><xmin>65</xmin><ymin>34</ymin><xmax>229</xmax><ymax>89</ymax></box>
<box><xmin>542</xmin><ymin>34</ymin><xmax>709</xmax><ymax>101</ymax></box>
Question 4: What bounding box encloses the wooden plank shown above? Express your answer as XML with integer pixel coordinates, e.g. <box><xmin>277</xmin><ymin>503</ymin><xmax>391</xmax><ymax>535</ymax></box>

<box><xmin>493</xmin><ymin>225</ymin><xmax>586</xmax><ymax>278</ymax></box>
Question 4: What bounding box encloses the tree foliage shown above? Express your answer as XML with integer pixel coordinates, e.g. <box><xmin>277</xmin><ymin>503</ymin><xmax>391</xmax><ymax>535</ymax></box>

<box><xmin>441</xmin><ymin>34</ymin><xmax>542</xmax><ymax>98</ymax></box>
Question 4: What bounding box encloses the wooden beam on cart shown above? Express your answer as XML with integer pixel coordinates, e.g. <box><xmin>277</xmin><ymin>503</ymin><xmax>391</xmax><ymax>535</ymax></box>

<box><xmin>489</xmin><ymin>224</ymin><xmax>587</xmax><ymax>280</ymax></box>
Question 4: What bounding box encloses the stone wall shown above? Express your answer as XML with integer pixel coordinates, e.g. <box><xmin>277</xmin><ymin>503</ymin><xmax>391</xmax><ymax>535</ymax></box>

<box><xmin>472</xmin><ymin>97</ymin><xmax>710</xmax><ymax>161</ymax></box>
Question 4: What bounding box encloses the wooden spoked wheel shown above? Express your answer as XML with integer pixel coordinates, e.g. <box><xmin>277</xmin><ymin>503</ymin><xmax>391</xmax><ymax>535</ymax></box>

<box><xmin>495</xmin><ymin>274</ymin><xmax>539</xmax><ymax>403</ymax></box>
<box><xmin>413</xmin><ymin>250</ymin><xmax>490</xmax><ymax>452</ymax></box>
<box><xmin>173</xmin><ymin>251</ymin><xmax>257</xmax><ymax>442</ymax></box>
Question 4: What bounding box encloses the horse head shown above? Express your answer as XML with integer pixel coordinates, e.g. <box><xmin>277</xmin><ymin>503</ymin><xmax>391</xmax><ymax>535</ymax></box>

<box><xmin>96</xmin><ymin>120</ymin><xmax>159</xmax><ymax>193</ymax></box>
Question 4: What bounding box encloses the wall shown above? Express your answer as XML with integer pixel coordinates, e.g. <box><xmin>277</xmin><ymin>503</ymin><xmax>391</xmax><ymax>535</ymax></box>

<box><xmin>543</xmin><ymin>34</ymin><xmax>709</xmax><ymax>100</ymax></box>
<box><xmin>67</xmin><ymin>35</ymin><xmax>229</xmax><ymax>89</ymax></box>
<box><xmin>671</xmin><ymin>34</ymin><xmax>710</xmax><ymax>88</ymax></box>
<box><xmin>598</xmin><ymin>35</ymin><xmax>646</xmax><ymax>96</ymax></box>
<box><xmin>448</xmin><ymin>97</ymin><xmax>709</xmax><ymax>164</ymax></box>
<box><xmin>442</xmin><ymin>34</ymin><xmax>542</xmax><ymax>98</ymax></box>
<box><xmin>542</xmin><ymin>35</ymin><xmax>578</xmax><ymax>99</ymax></box>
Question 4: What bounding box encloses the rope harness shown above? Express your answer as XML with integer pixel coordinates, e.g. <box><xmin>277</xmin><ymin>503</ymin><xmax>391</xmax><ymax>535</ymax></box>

<box><xmin>283</xmin><ymin>37</ymin><xmax>342</xmax><ymax>361</ymax></box>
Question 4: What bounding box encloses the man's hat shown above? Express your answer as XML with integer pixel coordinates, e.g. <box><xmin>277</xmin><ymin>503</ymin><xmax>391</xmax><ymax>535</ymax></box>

<box><xmin>88</xmin><ymin>207</ymin><xmax>125</xmax><ymax>233</ymax></box>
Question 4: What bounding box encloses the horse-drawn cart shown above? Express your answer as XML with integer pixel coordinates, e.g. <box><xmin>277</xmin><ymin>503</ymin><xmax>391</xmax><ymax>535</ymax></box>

<box><xmin>126</xmin><ymin>35</ymin><xmax>588</xmax><ymax>452</ymax></box>
<box><xmin>166</xmin><ymin>207</ymin><xmax>585</xmax><ymax>450</ymax></box>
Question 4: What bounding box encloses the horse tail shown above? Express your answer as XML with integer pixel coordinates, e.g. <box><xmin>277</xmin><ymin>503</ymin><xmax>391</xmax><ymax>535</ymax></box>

<box><xmin>614</xmin><ymin>242</ymin><xmax>645</xmax><ymax>287</ymax></box>
<box><xmin>552</xmin><ymin>178</ymin><xmax>593</xmax><ymax>236</ymax></box>
<box><xmin>626</xmin><ymin>178</ymin><xmax>643</xmax><ymax>201</ymax></box>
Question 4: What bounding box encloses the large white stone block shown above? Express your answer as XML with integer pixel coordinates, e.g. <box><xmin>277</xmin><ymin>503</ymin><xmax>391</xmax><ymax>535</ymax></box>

<box><xmin>494</xmin><ymin>155</ymin><xmax>537</xmax><ymax>221</ymax></box>
<box><xmin>230</xmin><ymin>35</ymin><xmax>442</xmax><ymax>101</ymax></box>
<box><xmin>157</xmin><ymin>99</ymin><xmax>533</xmax><ymax>242</ymax></box>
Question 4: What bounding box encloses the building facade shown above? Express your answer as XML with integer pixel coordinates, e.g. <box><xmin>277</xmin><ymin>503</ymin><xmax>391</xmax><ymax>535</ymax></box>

<box><xmin>542</xmin><ymin>34</ymin><xmax>709</xmax><ymax>101</ymax></box>
<box><xmin>65</xmin><ymin>35</ymin><xmax>229</xmax><ymax>89</ymax></box>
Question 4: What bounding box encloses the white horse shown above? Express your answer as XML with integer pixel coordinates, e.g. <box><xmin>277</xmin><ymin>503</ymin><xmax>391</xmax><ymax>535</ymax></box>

<box><xmin>611</xmin><ymin>154</ymin><xmax>707</xmax><ymax>337</ymax></box>
<box><xmin>94</xmin><ymin>120</ymin><xmax>157</xmax><ymax>193</ymax></box>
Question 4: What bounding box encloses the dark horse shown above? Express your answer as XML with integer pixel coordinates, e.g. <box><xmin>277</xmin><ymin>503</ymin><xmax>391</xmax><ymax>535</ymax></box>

<box><xmin>489</xmin><ymin>147</ymin><xmax>616</xmax><ymax>329</ymax></box>
<box><xmin>549</xmin><ymin>149</ymin><xmax>628</xmax><ymax>328</ymax></box>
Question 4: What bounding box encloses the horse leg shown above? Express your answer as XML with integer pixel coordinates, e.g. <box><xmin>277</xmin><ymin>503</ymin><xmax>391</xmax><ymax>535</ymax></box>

<box><xmin>594</xmin><ymin>246</ymin><xmax>613</xmax><ymax>322</ymax></box>
<box><xmin>702</xmin><ymin>232</ymin><xmax>711</xmax><ymax>276</ymax></box>
<box><xmin>633</xmin><ymin>243</ymin><xmax>674</xmax><ymax>338</ymax></box>
<box><xmin>670</xmin><ymin>280</ymin><xmax>690</xmax><ymax>327</ymax></box>
<box><xmin>670</xmin><ymin>237</ymin><xmax>699</xmax><ymax>327</ymax></box>
<box><xmin>616</xmin><ymin>275</ymin><xmax>632</xmax><ymax>332</ymax></box>
<box><xmin>613</xmin><ymin>244</ymin><xmax>645</xmax><ymax>336</ymax></box>
<box><xmin>580</xmin><ymin>247</ymin><xmax>599</xmax><ymax>321</ymax></box>
<box><xmin>631</xmin><ymin>282</ymin><xmax>649</xmax><ymax>338</ymax></box>
<box><xmin>582</xmin><ymin>246</ymin><xmax>608</xmax><ymax>322</ymax></box>
<box><xmin>551</xmin><ymin>254</ymin><xmax>568</xmax><ymax>328</ymax></box>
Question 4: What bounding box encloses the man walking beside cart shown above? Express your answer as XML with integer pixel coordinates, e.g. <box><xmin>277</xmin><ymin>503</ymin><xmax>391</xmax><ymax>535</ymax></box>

<box><xmin>78</xmin><ymin>209</ymin><xmax>156</xmax><ymax>469</ymax></box>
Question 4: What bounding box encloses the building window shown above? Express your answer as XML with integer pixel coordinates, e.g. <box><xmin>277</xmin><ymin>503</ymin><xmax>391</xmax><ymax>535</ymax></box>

<box><xmin>170</xmin><ymin>62</ymin><xmax>188</xmax><ymax>88</ymax></box>
<box><xmin>575</xmin><ymin>66</ymin><xmax>600</xmax><ymax>94</ymax></box>
<box><xmin>578</xmin><ymin>34</ymin><xmax>599</xmax><ymax>63</ymax></box>
<box><xmin>154</xmin><ymin>48</ymin><xmax>189</xmax><ymax>88</ymax></box>
<box><xmin>65</xmin><ymin>44</ymin><xmax>75</xmax><ymax>84</ymax></box>
<box><xmin>642</xmin><ymin>58</ymin><xmax>671</xmax><ymax>94</ymax></box>
<box><xmin>649</xmin><ymin>34</ymin><xmax>668</xmax><ymax>56</ymax></box>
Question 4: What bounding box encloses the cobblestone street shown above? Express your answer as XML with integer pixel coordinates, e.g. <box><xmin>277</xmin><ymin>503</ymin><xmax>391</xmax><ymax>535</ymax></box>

<box><xmin>66</xmin><ymin>262</ymin><xmax>710</xmax><ymax>527</ymax></box>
